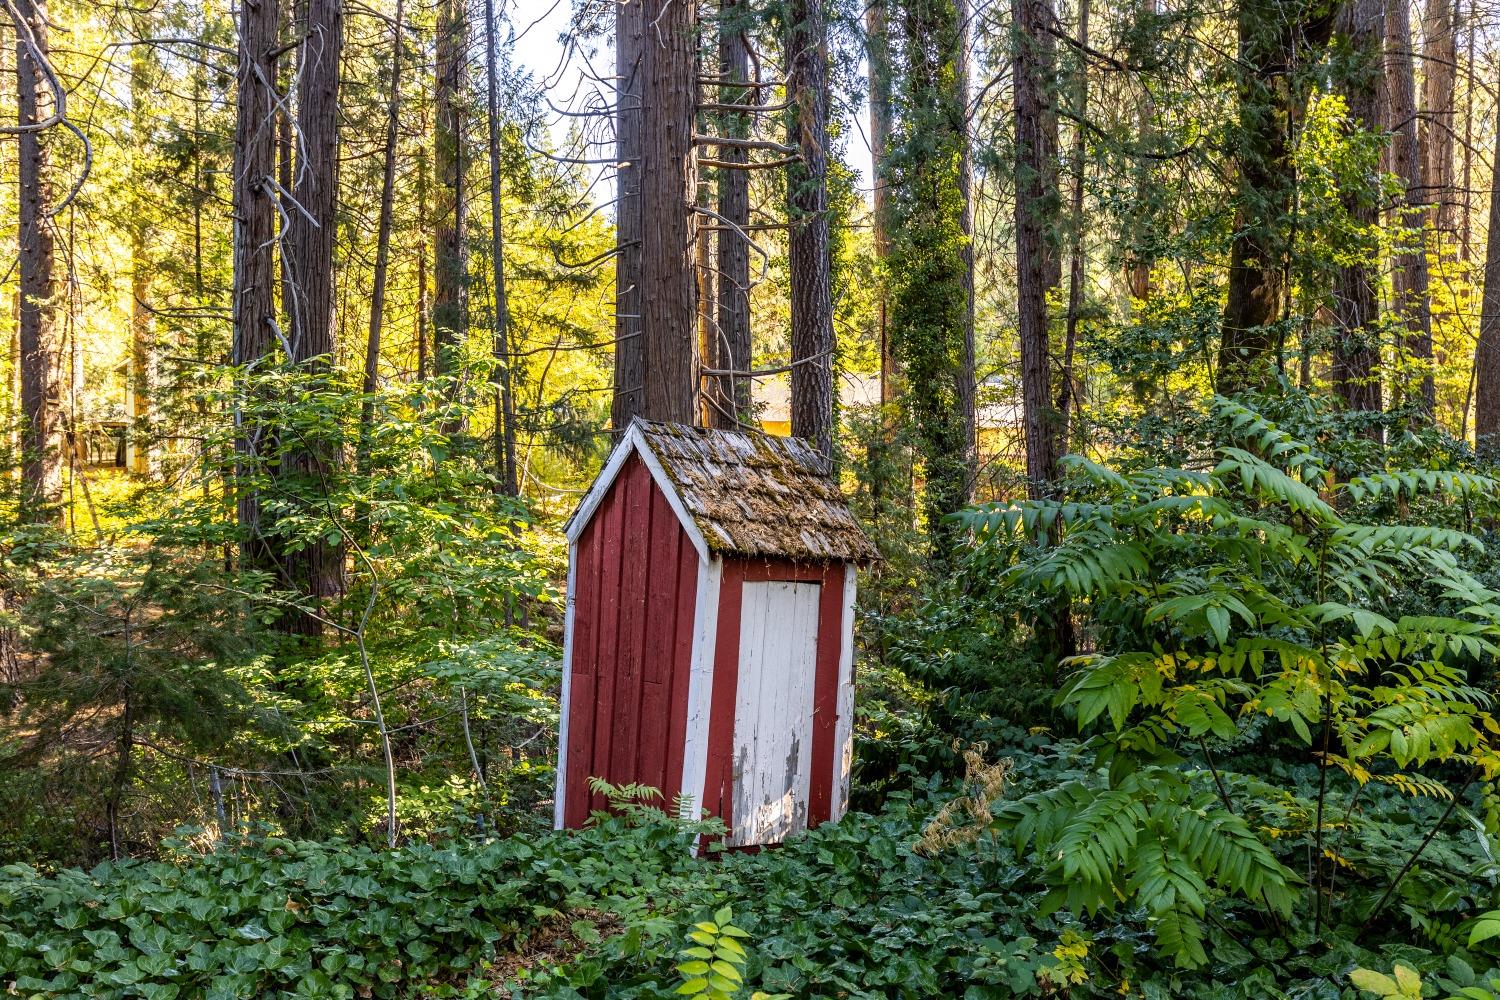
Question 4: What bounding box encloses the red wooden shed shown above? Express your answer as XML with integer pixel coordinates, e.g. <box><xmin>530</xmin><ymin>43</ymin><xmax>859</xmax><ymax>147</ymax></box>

<box><xmin>554</xmin><ymin>419</ymin><xmax>877</xmax><ymax>847</ymax></box>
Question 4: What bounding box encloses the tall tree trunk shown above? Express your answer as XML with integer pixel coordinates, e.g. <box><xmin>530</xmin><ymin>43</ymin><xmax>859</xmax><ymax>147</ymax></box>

<box><xmin>231</xmin><ymin>0</ymin><xmax>280</xmax><ymax>563</ymax></box>
<box><xmin>129</xmin><ymin>43</ymin><xmax>155</xmax><ymax>477</ymax></box>
<box><xmin>483</xmin><ymin>0</ymin><xmax>518</xmax><ymax>495</ymax></box>
<box><xmin>1459</xmin><ymin>0</ymin><xmax>1474</xmax><ymax>262</ymax></box>
<box><xmin>612</xmin><ymin>0</ymin><xmax>645</xmax><ymax>428</ymax></box>
<box><xmin>1331</xmin><ymin>0</ymin><xmax>1384</xmax><ymax>429</ymax></box>
<box><xmin>1473</xmin><ymin>92</ymin><xmax>1500</xmax><ymax>457</ymax></box>
<box><xmin>711</xmin><ymin>0</ymin><xmax>752</xmax><ymax>427</ymax></box>
<box><xmin>868</xmin><ymin>0</ymin><xmax>896</xmax><ymax>405</ymax></box>
<box><xmin>787</xmin><ymin>0</ymin><xmax>834</xmax><ymax>460</ymax></box>
<box><xmin>639</xmin><ymin>0</ymin><xmax>698</xmax><ymax>424</ymax></box>
<box><xmin>280</xmin><ymin>0</ymin><xmax>344</xmax><ymax>635</ymax></box>
<box><xmin>1015</xmin><ymin>0</ymin><xmax>1062</xmax><ymax>497</ymax></box>
<box><xmin>1419</xmin><ymin>0</ymin><xmax>1456</xmax><ymax>239</ymax></box>
<box><xmin>358</xmin><ymin>0</ymin><xmax>404</xmax><ymax>477</ymax></box>
<box><xmin>14</xmin><ymin>0</ymin><xmax>60</xmax><ymax>522</ymax></box>
<box><xmin>1058</xmin><ymin>0</ymin><xmax>1089</xmax><ymax>456</ymax></box>
<box><xmin>1384</xmin><ymin>0</ymin><xmax>1434</xmax><ymax>415</ymax></box>
<box><xmin>1125</xmin><ymin>0</ymin><xmax>1156</xmax><ymax>301</ymax></box>
<box><xmin>278</xmin><ymin>1</ymin><xmax>297</xmax><ymax>343</ymax></box>
<box><xmin>1218</xmin><ymin>0</ymin><xmax>1335</xmax><ymax>395</ymax></box>
<box><xmin>433</xmin><ymin>0</ymin><xmax>468</xmax><ymax>401</ymax></box>
<box><xmin>416</xmin><ymin>141</ymin><xmax>429</xmax><ymax>382</ymax></box>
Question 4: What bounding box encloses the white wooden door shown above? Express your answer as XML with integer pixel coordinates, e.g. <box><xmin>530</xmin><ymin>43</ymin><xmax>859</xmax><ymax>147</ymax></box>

<box><xmin>729</xmin><ymin>580</ymin><xmax>820</xmax><ymax>846</ymax></box>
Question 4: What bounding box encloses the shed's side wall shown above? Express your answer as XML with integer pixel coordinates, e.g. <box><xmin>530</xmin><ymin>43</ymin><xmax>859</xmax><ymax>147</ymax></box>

<box><xmin>702</xmin><ymin>559</ymin><xmax>849</xmax><ymax>843</ymax></box>
<box><xmin>560</xmin><ymin>453</ymin><xmax>699</xmax><ymax>827</ymax></box>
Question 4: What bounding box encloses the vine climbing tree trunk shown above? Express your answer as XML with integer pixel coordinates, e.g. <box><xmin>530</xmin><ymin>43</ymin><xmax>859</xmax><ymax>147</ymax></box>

<box><xmin>787</xmin><ymin>0</ymin><xmax>835</xmax><ymax>461</ymax></box>
<box><xmin>891</xmin><ymin>0</ymin><xmax>975</xmax><ymax>557</ymax></box>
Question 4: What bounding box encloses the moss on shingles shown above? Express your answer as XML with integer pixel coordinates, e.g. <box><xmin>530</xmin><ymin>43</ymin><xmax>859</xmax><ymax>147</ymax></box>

<box><xmin>633</xmin><ymin>419</ymin><xmax>878</xmax><ymax>564</ymax></box>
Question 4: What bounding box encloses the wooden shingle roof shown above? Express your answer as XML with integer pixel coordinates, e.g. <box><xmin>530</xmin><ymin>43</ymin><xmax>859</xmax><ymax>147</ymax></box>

<box><xmin>566</xmin><ymin>419</ymin><xmax>878</xmax><ymax>563</ymax></box>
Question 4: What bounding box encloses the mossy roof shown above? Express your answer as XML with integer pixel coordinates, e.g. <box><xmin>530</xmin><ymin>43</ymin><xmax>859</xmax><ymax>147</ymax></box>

<box><xmin>607</xmin><ymin>420</ymin><xmax>877</xmax><ymax>563</ymax></box>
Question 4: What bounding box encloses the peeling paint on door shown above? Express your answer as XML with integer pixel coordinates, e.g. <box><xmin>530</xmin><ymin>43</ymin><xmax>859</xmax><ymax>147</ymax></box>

<box><xmin>728</xmin><ymin>580</ymin><xmax>820</xmax><ymax>846</ymax></box>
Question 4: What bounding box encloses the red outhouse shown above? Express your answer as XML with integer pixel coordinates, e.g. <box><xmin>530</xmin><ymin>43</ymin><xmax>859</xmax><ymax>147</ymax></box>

<box><xmin>554</xmin><ymin>419</ymin><xmax>877</xmax><ymax>846</ymax></box>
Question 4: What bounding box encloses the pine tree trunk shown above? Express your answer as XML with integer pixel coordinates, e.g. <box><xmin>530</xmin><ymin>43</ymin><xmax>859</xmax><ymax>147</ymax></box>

<box><xmin>868</xmin><ymin>0</ymin><xmax>895</xmax><ymax>405</ymax></box>
<box><xmin>711</xmin><ymin>0</ymin><xmax>752</xmax><ymax>427</ymax></box>
<box><xmin>639</xmin><ymin>0</ymin><xmax>699</xmax><ymax>424</ymax></box>
<box><xmin>1420</xmin><ymin>0</ymin><xmax>1456</xmax><ymax>239</ymax></box>
<box><xmin>612</xmin><ymin>0</ymin><xmax>645</xmax><ymax>428</ymax></box>
<box><xmin>1473</xmin><ymin>96</ymin><xmax>1500</xmax><ymax>456</ymax></box>
<box><xmin>416</xmin><ymin>142</ymin><xmax>429</xmax><ymax>382</ymax></box>
<box><xmin>1015</xmin><ymin>0</ymin><xmax>1062</xmax><ymax>497</ymax></box>
<box><xmin>1218</xmin><ymin>0</ymin><xmax>1335</xmax><ymax>394</ymax></box>
<box><xmin>231</xmin><ymin>0</ymin><xmax>280</xmax><ymax>563</ymax></box>
<box><xmin>433</xmin><ymin>0</ymin><xmax>468</xmax><ymax>400</ymax></box>
<box><xmin>1331</xmin><ymin>0</ymin><xmax>1384</xmax><ymax>429</ymax></box>
<box><xmin>1125</xmin><ymin>0</ymin><xmax>1156</xmax><ymax>301</ymax></box>
<box><xmin>1459</xmin><ymin>0</ymin><xmax>1474</xmax><ymax>262</ymax></box>
<box><xmin>14</xmin><ymin>0</ymin><xmax>60</xmax><ymax>523</ymax></box>
<box><xmin>787</xmin><ymin>0</ymin><xmax>834</xmax><ymax>460</ymax></box>
<box><xmin>1385</xmin><ymin>0</ymin><xmax>1434</xmax><ymax>415</ymax></box>
<box><xmin>129</xmin><ymin>43</ymin><xmax>155</xmax><ymax>477</ymax></box>
<box><xmin>1058</xmin><ymin>0</ymin><xmax>1089</xmax><ymax>456</ymax></box>
<box><xmin>358</xmin><ymin>0</ymin><xmax>404</xmax><ymax>477</ymax></box>
<box><xmin>483</xmin><ymin>0</ymin><xmax>517</xmax><ymax>495</ymax></box>
<box><xmin>280</xmin><ymin>0</ymin><xmax>344</xmax><ymax>635</ymax></box>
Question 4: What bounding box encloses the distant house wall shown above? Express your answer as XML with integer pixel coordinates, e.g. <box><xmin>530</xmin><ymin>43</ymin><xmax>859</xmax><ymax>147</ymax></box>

<box><xmin>558</xmin><ymin>453</ymin><xmax>700</xmax><ymax>827</ymax></box>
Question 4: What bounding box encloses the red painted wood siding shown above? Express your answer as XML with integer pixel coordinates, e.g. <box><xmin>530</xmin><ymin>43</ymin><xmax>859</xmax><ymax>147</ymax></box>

<box><xmin>563</xmin><ymin>454</ymin><xmax>699</xmax><ymax>827</ymax></box>
<box><xmin>703</xmin><ymin>558</ymin><xmax>846</xmax><ymax>840</ymax></box>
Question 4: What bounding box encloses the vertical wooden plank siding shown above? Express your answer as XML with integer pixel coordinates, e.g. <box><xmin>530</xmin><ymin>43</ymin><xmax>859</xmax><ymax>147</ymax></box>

<box><xmin>832</xmin><ymin>565</ymin><xmax>858</xmax><ymax>821</ymax></box>
<box><xmin>664</xmin><ymin>533</ymin><xmax>700</xmax><ymax>811</ymax></box>
<box><xmin>587</xmin><ymin>465</ymin><xmax>626</xmax><ymax>815</ymax></box>
<box><xmin>553</xmin><ymin>545</ymin><xmax>578</xmax><ymax>829</ymax></box>
<box><xmin>560</xmin><ymin>454</ymin><xmax>700</xmax><ymax>827</ymax></box>
<box><xmin>807</xmin><ymin>569</ymin><xmax>844</xmax><ymax>825</ymax></box>
<box><xmin>562</xmin><ymin>495</ymin><xmax>604</xmax><ymax>827</ymax></box>
<box><xmin>610</xmin><ymin>460</ymin><xmax>651</xmax><ymax>790</ymax></box>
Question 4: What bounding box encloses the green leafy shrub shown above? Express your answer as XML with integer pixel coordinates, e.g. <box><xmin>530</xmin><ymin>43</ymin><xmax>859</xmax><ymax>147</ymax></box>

<box><xmin>0</xmin><ymin>808</ymin><xmax>713</xmax><ymax>999</ymax></box>
<box><xmin>959</xmin><ymin>397</ymin><xmax>1500</xmax><ymax>967</ymax></box>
